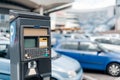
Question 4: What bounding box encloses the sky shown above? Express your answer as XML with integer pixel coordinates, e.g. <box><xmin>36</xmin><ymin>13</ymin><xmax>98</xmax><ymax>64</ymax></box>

<box><xmin>72</xmin><ymin>0</ymin><xmax>116</xmax><ymax>11</ymax></box>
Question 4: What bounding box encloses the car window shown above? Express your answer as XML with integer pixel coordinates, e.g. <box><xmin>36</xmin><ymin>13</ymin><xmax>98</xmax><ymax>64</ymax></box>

<box><xmin>0</xmin><ymin>44</ymin><xmax>7</xmax><ymax>58</ymax></box>
<box><xmin>79</xmin><ymin>42</ymin><xmax>99</xmax><ymax>51</ymax></box>
<box><xmin>0</xmin><ymin>45</ymin><xmax>6</xmax><ymax>51</ymax></box>
<box><xmin>96</xmin><ymin>39</ymin><xmax>120</xmax><ymax>45</ymax></box>
<box><xmin>110</xmin><ymin>39</ymin><xmax>120</xmax><ymax>45</ymax></box>
<box><xmin>60</xmin><ymin>42</ymin><xmax>78</xmax><ymax>50</ymax></box>
<box><xmin>95</xmin><ymin>39</ymin><xmax>111</xmax><ymax>44</ymax></box>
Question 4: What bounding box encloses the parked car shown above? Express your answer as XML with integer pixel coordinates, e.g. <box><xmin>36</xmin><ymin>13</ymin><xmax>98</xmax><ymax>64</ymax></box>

<box><xmin>51</xmin><ymin>49</ymin><xmax>83</xmax><ymax>80</ymax></box>
<box><xmin>88</xmin><ymin>35</ymin><xmax>110</xmax><ymax>42</ymax></box>
<box><xmin>63</xmin><ymin>33</ymin><xmax>89</xmax><ymax>40</ymax></box>
<box><xmin>51</xmin><ymin>33</ymin><xmax>65</xmax><ymax>47</ymax></box>
<box><xmin>0</xmin><ymin>58</ymin><xmax>10</xmax><ymax>80</ymax></box>
<box><xmin>0</xmin><ymin>36</ymin><xmax>9</xmax><ymax>57</ymax></box>
<box><xmin>86</xmin><ymin>35</ymin><xmax>120</xmax><ymax>51</ymax></box>
<box><xmin>55</xmin><ymin>40</ymin><xmax>120</xmax><ymax>76</ymax></box>
<box><xmin>0</xmin><ymin>49</ymin><xmax>83</xmax><ymax>80</ymax></box>
<box><xmin>95</xmin><ymin>38</ymin><xmax>120</xmax><ymax>52</ymax></box>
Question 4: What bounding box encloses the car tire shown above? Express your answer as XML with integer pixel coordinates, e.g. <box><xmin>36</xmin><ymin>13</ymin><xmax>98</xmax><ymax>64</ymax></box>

<box><xmin>107</xmin><ymin>63</ymin><xmax>120</xmax><ymax>77</ymax></box>
<box><xmin>51</xmin><ymin>77</ymin><xmax>57</xmax><ymax>80</ymax></box>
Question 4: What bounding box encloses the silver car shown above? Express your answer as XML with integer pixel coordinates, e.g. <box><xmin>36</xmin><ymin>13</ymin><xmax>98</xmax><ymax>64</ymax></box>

<box><xmin>0</xmin><ymin>49</ymin><xmax>83</xmax><ymax>80</ymax></box>
<box><xmin>0</xmin><ymin>58</ymin><xmax>10</xmax><ymax>80</ymax></box>
<box><xmin>51</xmin><ymin>49</ymin><xmax>83</xmax><ymax>80</ymax></box>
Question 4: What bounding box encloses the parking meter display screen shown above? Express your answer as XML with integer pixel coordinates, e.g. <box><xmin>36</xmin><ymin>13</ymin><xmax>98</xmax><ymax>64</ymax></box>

<box><xmin>24</xmin><ymin>38</ymin><xmax>36</xmax><ymax>48</ymax></box>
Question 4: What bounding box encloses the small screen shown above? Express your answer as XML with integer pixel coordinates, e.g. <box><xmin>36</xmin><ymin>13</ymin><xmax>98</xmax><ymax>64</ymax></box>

<box><xmin>24</xmin><ymin>38</ymin><xmax>36</xmax><ymax>48</ymax></box>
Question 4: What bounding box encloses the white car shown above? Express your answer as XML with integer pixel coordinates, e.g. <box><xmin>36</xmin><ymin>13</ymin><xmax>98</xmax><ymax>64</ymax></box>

<box><xmin>63</xmin><ymin>33</ymin><xmax>89</xmax><ymax>40</ymax></box>
<box><xmin>0</xmin><ymin>58</ymin><xmax>10</xmax><ymax>80</ymax></box>
<box><xmin>86</xmin><ymin>35</ymin><xmax>120</xmax><ymax>52</ymax></box>
<box><xmin>95</xmin><ymin>38</ymin><xmax>120</xmax><ymax>52</ymax></box>
<box><xmin>0</xmin><ymin>36</ymin><xmax>9</xmax><ymax>50</ymax></box>
<box><xmin>51</xmin><ymin>49</ymin><xmax>83</xmax><ymax>80</ymax></box>
<box><xmin>0</xmin><ymin>36</ymin><xmax>9</xmax><ymax>57</ymax></box>
<box><xmin>0</xmin><ymin>49</ymin><xmax>83</xmax><ymax>80</ymax></box>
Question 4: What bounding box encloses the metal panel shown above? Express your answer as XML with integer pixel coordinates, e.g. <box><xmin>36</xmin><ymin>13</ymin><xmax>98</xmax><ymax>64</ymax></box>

<box><xmin>10</xmin><ymin>11</ymin><xmax>51</xmax><ymax>80</ymax></box>
<box><xmin>0</xmin><ymin>8</ymin><xmax>9</xmax><ymax>14</ymax></box>
<box><xmin>24</xmin><ymin>28</ymin><xmax>48</xmax><ymax>36</ymax></box>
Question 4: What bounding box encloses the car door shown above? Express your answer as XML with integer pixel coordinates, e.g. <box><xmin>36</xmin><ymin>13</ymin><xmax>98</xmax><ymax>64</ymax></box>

<box><xmin>77</xmin><ymin>42</ymin><xmax>108</xmax><ymax>70</ymax></box>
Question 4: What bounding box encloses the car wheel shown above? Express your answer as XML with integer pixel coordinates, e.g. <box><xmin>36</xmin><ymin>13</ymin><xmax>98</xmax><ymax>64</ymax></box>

<box><xmin>51</xmin><ymin>77</ymin><xmax>57</xmax><ymax>80</ymax></box>
<box><xmin>107</xmin><ymin>63</ymin><xmax>120</xmax><ymax>77</ymax></box>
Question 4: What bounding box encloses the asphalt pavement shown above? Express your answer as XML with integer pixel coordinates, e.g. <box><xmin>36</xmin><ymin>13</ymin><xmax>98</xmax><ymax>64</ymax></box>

<box><xmin>83</xmin><ymin>69</ymin><xmax>120</xmax><ymax>80</ymax></box>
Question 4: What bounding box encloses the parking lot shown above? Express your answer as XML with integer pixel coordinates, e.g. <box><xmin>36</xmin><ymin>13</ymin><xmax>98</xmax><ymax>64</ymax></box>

<box><xmin>1</xmin><ymin>0</ymin><xmax>120</xmax><ymax>80</ymax></box>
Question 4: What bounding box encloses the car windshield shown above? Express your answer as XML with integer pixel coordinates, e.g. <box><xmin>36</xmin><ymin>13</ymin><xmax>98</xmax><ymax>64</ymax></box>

<box><xmin>51</xmin><ymin>49</ymin><xmax>61</xmax><ymax>60</ymax></box>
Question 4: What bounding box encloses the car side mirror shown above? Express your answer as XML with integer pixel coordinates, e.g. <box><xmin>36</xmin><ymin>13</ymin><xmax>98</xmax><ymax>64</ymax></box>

<box><xmin>97</xmin><ymin>50</ymin><xmax>102</xmax><ymax>55</ymax></box>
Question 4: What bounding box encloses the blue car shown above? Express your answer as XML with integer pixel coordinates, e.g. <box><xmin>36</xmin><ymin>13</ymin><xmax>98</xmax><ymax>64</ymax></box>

<box><xmin>55</xmin><ymin>40</ymin><xmax>120</xmax><ymax>77</ymax></box>
<box><xmin>0</xmin><ymin>58</ymin><xmax>10</xmax><ymax>80</ymax></box>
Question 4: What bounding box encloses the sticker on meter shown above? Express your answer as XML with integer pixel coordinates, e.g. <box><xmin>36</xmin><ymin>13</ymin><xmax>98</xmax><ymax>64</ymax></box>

<box><xmin>10</xmin><ymin>21</ymin><xmax>16</xmax><ymax>46</ymax></box>
<box><xmin>39</xmin><ymin>38</ymin><xmax>48</xmax><ymax>48</ymax></box>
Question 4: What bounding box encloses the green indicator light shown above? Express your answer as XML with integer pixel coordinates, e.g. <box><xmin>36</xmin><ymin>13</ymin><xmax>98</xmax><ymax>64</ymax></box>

<box><xmin>44</xmin><ymin>54</ymin><xmax>48</xmax><ymax>57</ymax></box>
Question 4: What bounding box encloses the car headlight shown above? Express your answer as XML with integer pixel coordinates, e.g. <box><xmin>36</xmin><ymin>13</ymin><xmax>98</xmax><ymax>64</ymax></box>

<box><xmin>67</xmin><ymin>71</ymin><xmax>77</xmax><ymax>78</ymax></box>
<box><xmin>53</xmin><ymin>67</ymin><xmax>77</xmax><ymax>78</ymax></box>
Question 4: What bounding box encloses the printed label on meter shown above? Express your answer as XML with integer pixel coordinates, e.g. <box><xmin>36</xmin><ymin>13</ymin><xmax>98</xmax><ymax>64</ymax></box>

<box><xmin>39</xmin><ymin>38</ymin><xmax>48</xmax><ymax>48</ymax></box>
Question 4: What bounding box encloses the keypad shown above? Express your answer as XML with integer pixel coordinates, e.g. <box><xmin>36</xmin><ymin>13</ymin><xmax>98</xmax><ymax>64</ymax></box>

<box><xmin>24</xmin><ymin>48</ymin><xmax>49</xmax><ymax>60</ymax></box>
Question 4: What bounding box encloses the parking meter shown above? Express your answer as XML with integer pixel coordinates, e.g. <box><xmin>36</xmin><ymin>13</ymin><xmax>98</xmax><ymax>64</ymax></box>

<box><xmin>10</xmin><ymin>10</ymin><xmax>51</xmax><ymax>80</ymax></box>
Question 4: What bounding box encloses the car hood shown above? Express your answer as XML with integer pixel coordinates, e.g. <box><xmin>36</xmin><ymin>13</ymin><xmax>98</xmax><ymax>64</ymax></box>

<box><xmin>52</xmin><ymin>55</ymin><xmax>80</xmax><ymax>72</ymax></box>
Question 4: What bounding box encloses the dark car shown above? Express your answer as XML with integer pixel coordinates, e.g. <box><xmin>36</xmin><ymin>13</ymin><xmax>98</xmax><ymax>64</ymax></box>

<box><xmin>55</xmin><ymin>40</ymin><xmax>120</xmax><ymax>77</ymax></box>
